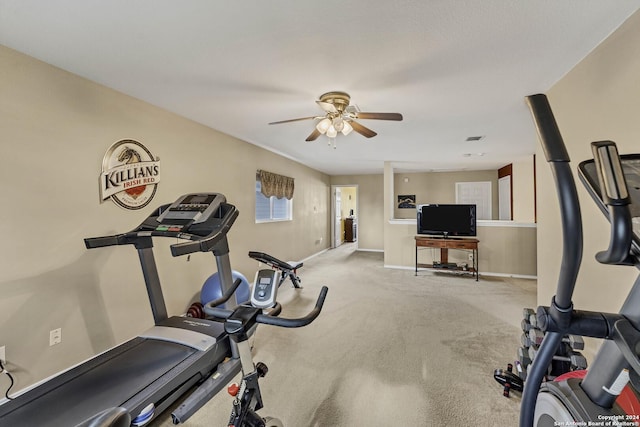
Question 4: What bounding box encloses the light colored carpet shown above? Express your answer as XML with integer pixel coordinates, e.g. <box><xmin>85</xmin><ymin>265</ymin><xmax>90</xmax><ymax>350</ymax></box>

<box><xmin>153</xmin><ymin>243</ymin><xmax>536</xmax><ymax>426</ymax></box>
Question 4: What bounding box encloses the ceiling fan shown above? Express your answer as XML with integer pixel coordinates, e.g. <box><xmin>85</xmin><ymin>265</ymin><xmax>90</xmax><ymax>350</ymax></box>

<box><xmin>268</xmin><ymin>91</ymin><xmax>403</xmax><ymax>145</ymax></box>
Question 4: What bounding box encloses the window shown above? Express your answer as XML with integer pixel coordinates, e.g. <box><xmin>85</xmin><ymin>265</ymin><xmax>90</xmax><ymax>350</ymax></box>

<box><xmin>255</xmin><ymin>174</ymin><xmax>293</xmax><ymax>222</ymax></box>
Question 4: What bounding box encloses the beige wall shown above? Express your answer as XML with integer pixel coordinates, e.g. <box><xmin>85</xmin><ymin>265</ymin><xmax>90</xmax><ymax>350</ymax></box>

<box><xmin>512</xmin><ymin>156</ymin><xmax>536</xmax><ymax>223</ymax></box>
<box><xmin>539</xmin><ymin>11</ymin><xmax>640</xmax><ymax>358</ymax></box>
<box><xmin>384</xmin><ymin>161</ymin><xmax>537</xmax><ymax>276</ymax></box>
<box><xmin>339</xmin><ymin>187</ymin><xmax>357</xmax><ymax>219</ymax></box>
<box><xmin>392</xmin><ymin>157</ymin><xmax>536</xmax><ymax>222</ymax></box>
<box><xmin>384</xmin><ymin>220</ymin><xmax>536</xmax><ymax>277</ymax></box>
<box><xmin>393</xmin><ymin>170</ymin><xmax>499</xmax><ymax>219</ymax></box>
<box><xmin>0</xmin><ymin>45</ymin><xmax>330</xmax><ymax>390</ymax></box>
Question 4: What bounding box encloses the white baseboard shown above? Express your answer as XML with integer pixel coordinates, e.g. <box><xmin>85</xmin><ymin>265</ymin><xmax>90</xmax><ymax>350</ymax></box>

<box><xmin>384</xmin><ymin>264</ymin><xmax>415</xmax><ymax>271</ymax></box>
<box><xmin>301</xmin><ymin>248</ymin><xmax>329</xmax><ymax>262</ymax></box>
<box><xmin>384</xmin><ymin>264</ymin><xmax>536</xmax><ymax>280</ymax></box>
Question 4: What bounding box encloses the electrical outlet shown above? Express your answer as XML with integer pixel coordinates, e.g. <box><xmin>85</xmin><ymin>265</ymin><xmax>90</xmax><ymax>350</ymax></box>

<box><xmin>0</xmin><ymin>346</ymin><xmax>5</xmax><ymax>365</ymax></box>
<box><xmin>50</xmin><ymin>328</ymin><xmax>62</xmax><ymax>346</ymax></box>
<box><xmin>468</xmin><ymin>253</ymin><xmax>474</xmax><ymax>261</ymax></box>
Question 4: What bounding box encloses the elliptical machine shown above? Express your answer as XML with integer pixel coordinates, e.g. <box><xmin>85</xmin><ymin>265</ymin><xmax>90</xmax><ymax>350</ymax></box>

<box><xmin>520</xmin><ymin>94</ymin><xmax>640</xmax><ymax>426</ymax></box>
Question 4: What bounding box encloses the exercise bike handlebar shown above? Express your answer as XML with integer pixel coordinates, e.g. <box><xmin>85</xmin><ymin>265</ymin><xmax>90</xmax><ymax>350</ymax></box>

<box><xmin>257</xmin><ymin>286</ymin><xmax>328</xmax><ymax>328</ymax></box>
<box><xmin>204</xmin><ymin>286</ymin><xmax>329</xmax><ymax>329</ymax></box>
<box><xmin>204</xmin><ymin>278</ymin><xmax>243</xmax><ymax>308</ymax></box>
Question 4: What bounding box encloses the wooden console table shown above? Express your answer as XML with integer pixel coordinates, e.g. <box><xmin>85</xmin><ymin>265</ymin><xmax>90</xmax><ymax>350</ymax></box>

<box><xmin>415</xmin><ymin>236</ymin><xmax>479</xmax><ymax>281</ymax></box>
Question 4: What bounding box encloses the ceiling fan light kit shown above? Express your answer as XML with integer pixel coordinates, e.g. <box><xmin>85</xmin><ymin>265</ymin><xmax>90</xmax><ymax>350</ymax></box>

<box><xmin>269</xmin><ymin>91</ymin><xmax>403</xmax><ymax>147</ymax></box>
<box><xmin>316</xmin><ymin>118</ymin><xmax>331</xmax><ymax>133</ymax></box>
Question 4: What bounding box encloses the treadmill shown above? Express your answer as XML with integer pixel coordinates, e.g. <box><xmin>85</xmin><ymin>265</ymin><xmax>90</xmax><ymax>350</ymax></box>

<box><xmin>0</xmin><ymin>193</ymin><xmax>243</xmax><ymax>426</ymax></box>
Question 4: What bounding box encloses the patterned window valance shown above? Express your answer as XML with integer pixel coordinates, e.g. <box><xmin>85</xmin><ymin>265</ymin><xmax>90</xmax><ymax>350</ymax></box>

<box><xmin>258</xmin><ymin>170</ymin><xmax>295</xmax><ymax>200</ymax></box>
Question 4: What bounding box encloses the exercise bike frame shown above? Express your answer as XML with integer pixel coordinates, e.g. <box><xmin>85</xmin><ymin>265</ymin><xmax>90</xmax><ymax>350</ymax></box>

<box><xmin>204</xmin><ymin>280</ymin><xmax>329</xmax><ymax>427</ymax></box>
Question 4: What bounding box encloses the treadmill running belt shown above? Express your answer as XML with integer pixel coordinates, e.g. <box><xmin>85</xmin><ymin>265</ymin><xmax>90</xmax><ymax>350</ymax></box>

<box><xmin>0</xmin><ymin>338</ymin><xmax>196</xmax><ymax>426</ymax></box>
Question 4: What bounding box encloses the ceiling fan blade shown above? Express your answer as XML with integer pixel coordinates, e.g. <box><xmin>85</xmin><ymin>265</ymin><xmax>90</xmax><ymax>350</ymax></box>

<box><xmin>350</xmin><ymin>120</ymin><xmax>377</xmax><ymax>138</ymax></box>
<box><xmin>269</xmin><ymin>116</ymin><xmax>317</xmax><ymax>125</ymax></box>
<box><xmin>316</xmin><ymin>101</ymin><xmax>338</xmax><ymax>113</ymax></box>
<box><xmin>305</xmin><ymin>128</ymin><xmax>322</xmax><ymax>141</ymax></box>
<box><xmin>356</xmin><ymin>112</ymin><xmax>403</xmax><ymax>121</ymax></box>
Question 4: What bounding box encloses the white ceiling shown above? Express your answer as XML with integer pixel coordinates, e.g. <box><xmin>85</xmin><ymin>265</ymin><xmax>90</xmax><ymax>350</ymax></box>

<box><xmin>1</xmin><ymin>1</ymin><xmax>638</xmax><ymax>175</ymax></box>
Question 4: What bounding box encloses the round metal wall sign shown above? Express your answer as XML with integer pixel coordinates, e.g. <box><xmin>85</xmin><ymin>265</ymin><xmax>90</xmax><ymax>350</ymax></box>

<box><xmin>100</xmin><ymin>139</ymin><xmax>161</xmax><ymax>210</ymax></box>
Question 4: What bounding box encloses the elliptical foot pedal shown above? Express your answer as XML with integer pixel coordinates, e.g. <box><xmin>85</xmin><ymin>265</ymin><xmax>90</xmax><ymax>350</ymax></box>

<box><xmin>494</xmin><ymin>363</ymin><xmax>524</xmax><ymax>397</ymax></box>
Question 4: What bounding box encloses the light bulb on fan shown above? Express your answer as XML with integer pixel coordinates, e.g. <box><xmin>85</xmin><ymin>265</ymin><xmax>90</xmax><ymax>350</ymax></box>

<box><xmin>332</xmin><ymin>117</ymin><xmax>344</xmax><ymax>132</ymax></box>
<box><xmin>316</xmin><ymin>118</ymin><xmax>331</xmax><ymax>134</ymax></box>
<box><xmin>341</xmin><ymin>121</ymin><xmax>353</xmax><ymax>136</ymax></box>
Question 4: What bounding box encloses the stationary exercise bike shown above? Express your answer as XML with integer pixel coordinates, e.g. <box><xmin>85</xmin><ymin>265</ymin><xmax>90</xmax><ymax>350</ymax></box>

<box><xmin>520</xmin><ymin>94</ymin><xmax>640</xmax><ymax>426</ymax></box>
<box><xmin>204</xmin><ymin>268</ymin><xmax>329</xmax><ymax>427</ymax></box>
<box><xmin>187</xmin><ymin>251</ymin><xmax>304</xmax><ymax>319</ymax></box>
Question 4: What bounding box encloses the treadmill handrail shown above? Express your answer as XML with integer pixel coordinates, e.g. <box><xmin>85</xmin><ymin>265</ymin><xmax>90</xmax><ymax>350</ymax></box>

<box><xmin>170</xmin><ymin>210</ymin><xmax>237</xmax><ymax>257</ymax></box>
<box><xmin>84</xmin><ymin>204</ymin><xmax>239</xmax><ymax>256</ymax></box>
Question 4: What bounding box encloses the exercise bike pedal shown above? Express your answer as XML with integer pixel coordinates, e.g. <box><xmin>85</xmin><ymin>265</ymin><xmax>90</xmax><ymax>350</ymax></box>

<box><xmin>256</xmin><ymin>362</ymin><xmax>269</xmax><ymax>378</ymax></box>
<box><xmin>263</xmin><ymin>416</ymin><xmax>284</xmax><ymax>427</ymax></box>
<box><xmin>227</xmin><ymin>383</ymin><xmax>240</xmax><ymax>397</ymax></box>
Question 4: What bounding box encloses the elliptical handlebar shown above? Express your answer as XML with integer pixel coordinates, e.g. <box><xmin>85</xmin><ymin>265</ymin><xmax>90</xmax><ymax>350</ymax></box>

<box><xmin>526</xmin><ymin>94</ymin><xmax>572</xmax><ymax>163</ymax></box>
<box><xmin>590</xmin><ymin>141</ymin><xmax>634</xmax><ymax>265</ymax></box>
<box><xmin>525</xmin><ymin>94</ymin><xmax>583</xmax><ymax>311</ymax></box>
<box><xmin>204</xmin><ymin>286</ymin><xmax>329</xmax><ymax>329</ymax></box>
<box><xmin>520</xmin><ymin>94</ymin><xmax>585</xmax><ymax>427</ymax></box>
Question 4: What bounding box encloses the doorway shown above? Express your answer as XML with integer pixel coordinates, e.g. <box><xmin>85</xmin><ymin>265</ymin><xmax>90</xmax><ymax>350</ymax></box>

<box><xmin>331</xmin><ymin>185</ymin><xmax>358</xmax><ymax>249</ymax></box>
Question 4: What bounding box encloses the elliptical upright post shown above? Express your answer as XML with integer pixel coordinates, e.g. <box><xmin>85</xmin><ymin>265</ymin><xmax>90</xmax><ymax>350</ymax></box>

<box><xmin>520</xmin><ymin>94</ymin><xmax>584</xmax><ymax>426</ymax></box>
<box><xmin>520</xmin><ymin>94</ymin><xmax>640</xmax><ymax>426</ymax></box>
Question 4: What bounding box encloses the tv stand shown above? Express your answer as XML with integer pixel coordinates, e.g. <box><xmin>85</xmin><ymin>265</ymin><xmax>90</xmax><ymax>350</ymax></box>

<box><xmin>415</xmin><ymin>235</ymin><xmax>479</xmax><ymax>281</ymax></box>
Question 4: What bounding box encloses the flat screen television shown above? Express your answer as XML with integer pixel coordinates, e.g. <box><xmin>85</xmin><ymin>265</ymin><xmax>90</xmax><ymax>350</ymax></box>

<box><xmin>417</xmin><ymin>204</ymin><xmax>477</xmax><ymax>237</ymax></box>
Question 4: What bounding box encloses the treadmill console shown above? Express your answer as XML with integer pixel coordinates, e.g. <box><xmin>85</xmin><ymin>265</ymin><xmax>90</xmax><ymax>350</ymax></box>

<box><xmin>85</xmin><ymin>192</ymin><xmax>238</xmax><ymax>256</ymax></box>
<box><xmin>251</xmin><ymin>269</ymin><xmax>280</xmax><ymax>309</ymax></box>
<box><xmin>157</xmin><ymin>193</ymin><xmax>225</xmax><ymax>225</ymax></box>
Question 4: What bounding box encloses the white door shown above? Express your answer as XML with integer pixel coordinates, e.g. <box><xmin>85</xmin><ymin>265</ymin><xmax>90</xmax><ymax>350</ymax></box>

<box><xmin>456</xmin><ymin>181</ymin><xmax>492</xmax><ymax>220</ymax></box>
<box><xmin>333</xmin><ymin>188</ymin><xmax>342</xmax><ymax>247</ymax></box>
<box><xmin>498</xmin><ymin>176</ymin><xmax>512</xmax><ymax>220</ymax></box>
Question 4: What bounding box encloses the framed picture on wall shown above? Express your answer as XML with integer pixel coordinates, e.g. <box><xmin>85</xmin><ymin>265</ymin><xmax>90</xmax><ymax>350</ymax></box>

<box><xmin>397</xmin><ymin>194</ymin><xmax>416</xmax><ymax>209</ymax></box>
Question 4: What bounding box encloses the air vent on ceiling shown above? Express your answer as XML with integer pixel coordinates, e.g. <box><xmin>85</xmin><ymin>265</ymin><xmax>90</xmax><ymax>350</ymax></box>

<box><xmin>465</xmin><ymin>136</ymin><xmax>484</xmax><ymax>142</ymax></box>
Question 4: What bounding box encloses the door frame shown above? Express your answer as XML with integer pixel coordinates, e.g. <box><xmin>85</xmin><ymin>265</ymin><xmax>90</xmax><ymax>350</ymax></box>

<box><xmin>330</xmin><ymin>184</ymin><xmax>359</xmax><ymax>249</ymax></box>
